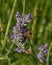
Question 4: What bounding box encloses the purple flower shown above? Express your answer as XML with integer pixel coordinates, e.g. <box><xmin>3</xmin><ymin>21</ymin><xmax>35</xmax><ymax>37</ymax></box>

<box><xmin>15</xmin><ymin>12</ymin><xmax>21</xmax><ymax>18</ymax></box>
<box><xmin>16</xmin><ymin>47</ymin><xmax>22</xmax><ymax>53</ymax></box>
<box><xmin>42</xmin><ymin>57</ymin><xmax>48</xmax><ymax>62</ymax></box>
<box><xmin>11</xmin><ymin>12</ymin><xmax>32</xmax><ymax>53</ymax></box>
<box><xmin>37</xmin><ymin>52</ymin><xmax>44</xmax><ymax>63</ymax></box>
<box><xmin>13</xmin><ymin>26</ymin><xmax>19</xmax><ymax>30</ymax></box>
<box><xmin>37</xmin><ymin>52</ymin><xmax>44</xmax><ymax>58</ymax></box>
<box><xmin>25</xmin><ymin>14</ymin><xmax>32</xmax><ymax>22</ymax></box>
<box><xmin>16</xmin><ymin>18</ymin><xmax>22</xmax><ymax>24</ymax></box>
<box><xmin>22</xmin><ymin>27</ymin><xmax>28</xmax><ymax>34</ymax></box>
<box><xmin>38</xmin><ymin>46</ymin><xmax>44</xmax><ymax>51</ymax></box>
<box><xmin>11</xmin><ymin>33</ymin><xmax>15</xmax><ymax>39</ymax></box>
<box><xmin>38</xmin><ymin>43</ymin><xmax>48</xmax><ymax>51</ymax></box>
<box><xmin>13</xmin><ymin>26</ymin><xmax>20</xmax><ymax>34</ymax></box>
<box><xmin>44</xmin><ymin>49</ymin><xmax>48</xmax><ymax>54</ymax></box>
<box><xmin>16</xmin><ymin>12</ymin><xmax>32</xmax><ymax>26</ymax></box>
<box><xmin>37</xmin><ymin>43</ymin><xmax>48</xmax><ymax>63</ymax></box>
<box><xmin>21</xmin><ymin>19</ymin><xmax>27</xmax><ymax>26</ymax></box>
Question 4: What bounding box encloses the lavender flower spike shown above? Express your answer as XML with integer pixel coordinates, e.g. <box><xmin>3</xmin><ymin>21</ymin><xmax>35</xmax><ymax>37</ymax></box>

<box><xmin>37</xmin><ymin>43</ymin><xmax>48</xmax><ymax>63</ymax></box>
<box><xmin>11</xmin><ymin>11</ymin><xmax>32</xmax><ymax>53</ymax></box>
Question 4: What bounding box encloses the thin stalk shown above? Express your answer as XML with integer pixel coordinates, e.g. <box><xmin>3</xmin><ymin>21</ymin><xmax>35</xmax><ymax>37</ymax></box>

<box><xmin>7</xmin><ymin>58</ymin><xmax>11</xmax><ymax>65</ymax></box>
<box><xmin>5</xmin><ymin>43</ymin><xmax>15</xmax><ymax>57</ymax></box>
<box><xmin>37</xmin><ymin>0</ymin><xmax>50</xmax><ymax>44</ymax></box>
<box><xmin>30</xmin><ymin>1</ymin><xmax>39</xmax><ymax>45</ymax></box>
<box><xmin>42</xmin><ymin>0</ymin><xmax>50</xmax><ymax>19</ymax></box>
<box><xmin>2</xmin><ymin>0</ymin><xmax>17</xmax><ymax>50</ymax></box>
<box><xmin>22</xmin><ymin>0</ymin><xmax>25</xmax><ymax>16</ymax></box>
<box><xmin>0</xmin><ymin>44</ymin><xmax>14</xmax><ymax>61</ymax></box>
<box><xmin>5</xmin><ymin>0</ymin><xmax>26</xmax><ymax>58</ymax></box>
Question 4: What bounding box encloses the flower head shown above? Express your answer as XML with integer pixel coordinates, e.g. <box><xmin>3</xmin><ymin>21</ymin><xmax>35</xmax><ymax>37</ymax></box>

<box><xmin>37</xmin><ymin>43</ymin><xmax>48</xmax><ymax>63</ymax></box>
<box><xmin>11</xmin><ymin>12</ymin><xmax>32</xmax><ymax>53</ymax></box>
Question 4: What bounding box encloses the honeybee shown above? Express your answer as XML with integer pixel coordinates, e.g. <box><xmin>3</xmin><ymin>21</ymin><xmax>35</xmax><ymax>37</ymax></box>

<box><xmin>24</xmin><ymin>31</ymin><xmax>32</xmax><ymax>39</ymax></box>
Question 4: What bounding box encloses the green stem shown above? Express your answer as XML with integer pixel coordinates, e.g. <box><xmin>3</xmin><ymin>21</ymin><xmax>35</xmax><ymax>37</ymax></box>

<box><xmin>5</xmin><ymin>43</ymin><xmax>15</xmax><ymax>57</ymax></box>
<box><xmin>22</xmin><ymin>0</ymin><xmax>25</xmax><ymax>15</ymax></box>
<box><xmin>0</xmin><ymin>43</ymin><xmax>15</xmax><ymax>61</ymax></box>
<box><xmin>47</xmin><ymin>42</ymin><xmax>52</xmax><ymax>65</ymax></box>
<box><xmin>2</xmin><ymin>0</ymin><xmax>17</xmax><ymax>50</ymax></box>
<box><xmin>42</xmin><ymin>0</ymin><xmax>50</xmax><ymax>19</ymax></box>
<box><xmin>8</xmin><ymin>58</ymin><xmax>10</xmax><ymax>65</ymax></box>
<box><xmin>30</xmin><ymin>1</ymin><xmax>39</xmax><ymax>45</ymax></box>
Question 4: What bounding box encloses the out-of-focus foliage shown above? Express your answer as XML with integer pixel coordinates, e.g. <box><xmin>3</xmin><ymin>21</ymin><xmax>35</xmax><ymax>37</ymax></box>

<box><xmin>0</xmin><ymin>0</ymin><xmax>52</xmax><ymax>65</ymax></box>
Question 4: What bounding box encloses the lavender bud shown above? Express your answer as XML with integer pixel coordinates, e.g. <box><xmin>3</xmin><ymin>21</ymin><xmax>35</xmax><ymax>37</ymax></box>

<box><xmin>15</xmin><ymin>12</ymin><xmax>21</xmax><ymax>18</ymax></box>
<box><xmin>11</xmin><ymin>33</ymin><xmax>15</xmax><ymax>39</ymax></box>
<box><xmin>26</xmin><ymin>14</ymin><xmax>32</xmax><ymax>22</ymax></box>
<box><xmin>16</xmin><ymin>47</ymin><xmax>22</xmax><ymax>53</ymax></box>
<box><xmin>44</xmin><ymin>49</ymin><xmax>48</xmax><ymax>54</ymax></box>
<box><xmin>22</xmin><ymin>27</ymin><xmax>28</xmax><ymax>34</ymax></box>
<box><xmin>38</xmin><ymin>46</ymin><xmax>44</xmax><ymax>51</ymax></box>
<box><xmin>37</xmin><ymin>52</ymin><xmax>44</xmax><ymax>58</ymax></box>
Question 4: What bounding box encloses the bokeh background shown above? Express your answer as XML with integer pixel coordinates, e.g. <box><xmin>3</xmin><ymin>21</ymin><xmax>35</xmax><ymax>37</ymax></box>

<box><xmin>0</xmin><ymin>0</ymin><xmax>52</xmax><ymax>65</ymax></box>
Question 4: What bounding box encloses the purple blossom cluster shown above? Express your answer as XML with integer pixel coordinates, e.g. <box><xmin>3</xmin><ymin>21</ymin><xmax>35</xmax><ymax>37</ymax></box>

<box><xmin>37</xmin><ymin>43</ymin><xmax>48</xmax><ymax>63</ymax></box>
<box><xmin>11</xmin><ymin>12</ymin><xmax>32</xmax><ymax>53</ymax></box>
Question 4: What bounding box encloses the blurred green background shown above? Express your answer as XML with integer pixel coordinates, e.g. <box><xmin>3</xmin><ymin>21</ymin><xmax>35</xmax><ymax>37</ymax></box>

<box><xmin>0</xmin><ymin>0</ymin><xmax>52</xmax><ymax>65</ymax></box>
